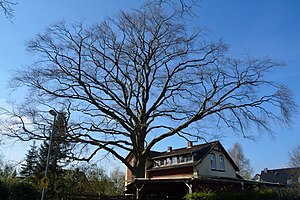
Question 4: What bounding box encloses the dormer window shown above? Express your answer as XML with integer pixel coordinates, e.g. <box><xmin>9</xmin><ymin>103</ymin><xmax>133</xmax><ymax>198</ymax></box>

<box><xmin>210</xmin><ymin>153</ymin><xmax>216</xmax><ymax>169</ymax></box>
<box><xmin>160</xmin><ymin>159</ymin><xmax>165</xmax><ymax>166</ymax></box>
<box><xmin>219</xmin><ymin>155</ymin><xmax>225</xmax><ymax>170</ymax></box>
<box><xmin>186</xmin><ymin>154</ymin><xmax>193</xmax><ymax>162</ymax></box>
<box><xmin>166</xmin><ymin>158</ymin><xmax>171</xmax><ymax>165</ymax></box>
<box><xmin>179</xmin><ymin>156</ymin><xmax>185</xmax><ymax>163</ymax></box>
<box><xmin>171</xmin><ymin>157</ymin><xmax>177</xmax><ymax>164</ymax></box>
<box><xmin>155</xmin><ymin>160</ymin><xmax>159</xmax><ymax>167</ymax></box>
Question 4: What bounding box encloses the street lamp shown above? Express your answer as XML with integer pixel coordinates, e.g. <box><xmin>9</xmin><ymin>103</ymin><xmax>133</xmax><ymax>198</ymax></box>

<box><xmin>41</xmin><ymin>110</ymin><xmax>57</xmax><ymax>200</ymax></box>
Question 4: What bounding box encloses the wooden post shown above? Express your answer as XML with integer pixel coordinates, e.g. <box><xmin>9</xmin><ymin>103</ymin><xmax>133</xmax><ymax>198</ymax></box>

<box><xmin>184</xmin><ymin>181</ymin><xmax>192</xmax><ymax>194</ymax></box>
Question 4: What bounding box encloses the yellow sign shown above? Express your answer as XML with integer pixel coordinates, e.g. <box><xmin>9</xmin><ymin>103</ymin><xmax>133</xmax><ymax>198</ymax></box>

<box><xmin>40</xmin><ymin>176</ymin><xmax>49</xmax><ymax>189</ymax></box>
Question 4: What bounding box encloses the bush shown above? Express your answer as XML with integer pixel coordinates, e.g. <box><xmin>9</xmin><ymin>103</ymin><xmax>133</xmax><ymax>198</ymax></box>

<box><xmin>8</xmin><ymin>181</ymin><xmax>39</xmax><ymax>200</ymax></box>
<box><xmin>184</xmin><ymin>188</ymin><xmax>279</xmax><ymax>200</ymax></box>
<box><xmin>279</xmin><ymin>187</ymin><xmax>300</xmax><ymax>200</ymax></box>
<box><xmin>0</xmin><ymin>179</ymin><xmax>39</xmax><ymax>200</ymax></box>
<box><xmin>184</xmin><ymin>189</ymin><xmax>217</xmax><ymax>200</ymax></box>
<box><xmin>0</xmin><ymin>180</ymin><xmax>10</xmax><ymax>200</ymax></box>
<box><xmin>255</xmin><ymin>188</ymin><xmax>277</xmax><ymax>200</ymax></box>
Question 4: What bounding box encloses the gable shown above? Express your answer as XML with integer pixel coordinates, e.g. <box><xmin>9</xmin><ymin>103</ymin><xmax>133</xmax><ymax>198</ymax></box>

<box><xmin>195</xmin><ymin>143</ymin><xmax>239</xmax><ymax>179</ymax></box>
<box><xmin>195</xmin><ymin>141</ymin><xmax>239</xmax><ymax>172</ymax></box>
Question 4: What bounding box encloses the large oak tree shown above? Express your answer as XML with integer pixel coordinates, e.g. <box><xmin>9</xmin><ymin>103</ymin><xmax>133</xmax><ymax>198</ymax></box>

<box><xmin>0</xmin><ymin>1</ymin><xmax>296</xmax><ymax>178</ymax></box>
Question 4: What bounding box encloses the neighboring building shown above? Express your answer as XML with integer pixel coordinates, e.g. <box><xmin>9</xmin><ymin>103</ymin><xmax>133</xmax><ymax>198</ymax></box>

<box><xmin>260</xmin><ymin>167</ymin><xmax>300</xmax><ymax>187</ymax></box>
<box><xmin>125</xmin><ymin>141</ymin><xmax>279</xmax><ymax>199</ymax></box>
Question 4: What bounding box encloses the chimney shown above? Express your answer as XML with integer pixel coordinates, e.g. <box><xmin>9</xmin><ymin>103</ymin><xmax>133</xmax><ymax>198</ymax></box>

<box><xmin>167</xmin><ymin>146</ymin><xmax>172</xmax><ymax>152</ymax></box>
<box><xmin>187</xmin><ymin>141</ymin><xmax>193</xmax><ymax>148</ymax></box>
<box><xmin>264</xmin><ymin>168</ymin><xmax>268</xmax><ymax>173</ymax></box>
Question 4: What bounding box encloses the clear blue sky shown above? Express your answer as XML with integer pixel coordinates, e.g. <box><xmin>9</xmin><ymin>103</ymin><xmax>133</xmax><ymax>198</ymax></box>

<box><xmin>0</xmin><ymin>0</ymin><xmax>299</xmax><ymax>174</ymax></box>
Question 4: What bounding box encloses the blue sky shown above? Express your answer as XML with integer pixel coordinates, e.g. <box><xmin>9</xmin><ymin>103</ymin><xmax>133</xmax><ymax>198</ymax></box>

<box><xmin>0</xmin><ymin>0</ymin><xmax>299</xmax><ymax>174</ymax></box>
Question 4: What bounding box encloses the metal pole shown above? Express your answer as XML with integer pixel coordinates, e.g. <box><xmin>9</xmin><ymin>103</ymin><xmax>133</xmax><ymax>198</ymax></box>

<box><xmin>41</xmin><ymin>110</ymin><xmax>57</xmax><ymax>200</ymax></box>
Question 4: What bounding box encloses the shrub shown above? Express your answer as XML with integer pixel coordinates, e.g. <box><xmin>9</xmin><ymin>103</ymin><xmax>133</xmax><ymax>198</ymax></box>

<box><xmin>279</xmin><ymin>187</ymin><xmax>300</xmax><ymax>200</ymax></box>
<box><xmin>254</xmin><ymin>188</ymin><xmax>277</xmax><ymax>200</ymax></box>
<box><xmin>216</xmin><ymin>191</ymin><xmax>251</xmax><ymax>200</ymax></box>
<box><xmin>0</xmin><ymin>179</ymin><xmax>39</xmax><ymax>200</ymax></box>
<box><xmin>184</xmin><ymin>188</ymin><xmax>279</xmax><ymax>200</ymax></box>
<box><xmin>0</xmin><ymin>180</ymin><xmax>9</xmax><ymax>200</ymax></box>
<box><xmin>184</xmin><ymin>189</ymin><xmax>217</xmax><ymax>200</ymax></box>
<box><xmin>8</xmin><ymin>181</ymin><xmax>39</xmax><ymax>200</ymax></box>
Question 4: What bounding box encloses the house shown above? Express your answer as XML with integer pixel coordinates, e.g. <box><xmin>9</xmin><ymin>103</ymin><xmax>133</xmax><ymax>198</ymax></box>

<box><xmin>146</xmin><ymin>141</ymin><xmax>240</xmax><ymax>180</ymax></box>
<box><xmin>259</xmin><ymin>167</ymin><xmax>300</xmax><ymax>187</ymax></box>
<box><xmin>125</xmin><ymin>141</ymin><xmax>240</xmax><ymax>185</ymax></box>
<box><xmin>125</xmin><ymin>141</ymin><xmax>279</xmax><ymax>199</ymax></box>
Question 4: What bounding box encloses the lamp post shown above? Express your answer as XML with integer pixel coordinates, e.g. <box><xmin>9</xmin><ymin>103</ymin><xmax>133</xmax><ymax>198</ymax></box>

<box><xmin>41</xmin><ymin>109</ymin><xmax>57</xmax><ymax>200</ymax></box>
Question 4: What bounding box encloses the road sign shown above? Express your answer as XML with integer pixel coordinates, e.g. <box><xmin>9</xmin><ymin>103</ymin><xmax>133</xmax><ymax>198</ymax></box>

<box><xmin>40</xmin><ymin>176</ymin><xmax>49</xmax><ymax>189</ymax></box>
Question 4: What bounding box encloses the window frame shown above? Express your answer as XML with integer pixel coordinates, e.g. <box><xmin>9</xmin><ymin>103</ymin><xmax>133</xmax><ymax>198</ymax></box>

<box><xmin>179</xmin><ymin>155</ymin><xmax>185</xmax><ymax>163</ymax></box>
<box><xmin>171</xmin><ymin>157</ymin><xmax>177</xmax><ymax>165</ymax></box>
<box><xmin>219</xmin><ymin>155</ymin><xmax>225</xmax><ymax>170</ymax></box>
<box><xmin>210</xmin><ymin>153</ymin><xmax>216</xmax><ymax>170</ymax></box>
<box><xmin>186</xmin><ymin>154</ymin><xmax>193</xmax><ymax>162</ymax></box>
<box><xmin>166</xmin><ymin>157</ymin><xmax>171</xmax><ymax>165</ymax></box>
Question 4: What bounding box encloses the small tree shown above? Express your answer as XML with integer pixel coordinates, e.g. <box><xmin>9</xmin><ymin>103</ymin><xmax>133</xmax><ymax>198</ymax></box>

<box><xmin>288</xmin><ymin>144</ymin><xmax>300</xmax><ymax>167</ymax></box>
<box><xmin>36</xmin><ymin>139</ymin><xmax>70</xmax><ymax>198</ymax></box>
<box><xmin>84</xmin><ymin>163</ymin><xmax>110</xmax><ymax>196</ymax></box>
<box><xmin>108</xmin><ymin>166</ymin><xmax>125</xmax><ymax>196</ymax></box>
<box><xmin>36</xmin><ymin>112</ymin><xmax>70</xmax><ymax>177</ymax></box>
<box><xmin>20</xmin><ymin>141</ymin><xmax>39</xmax><ymax>177</ymax></box>
<box><xmin>0</xmin><ymin>163</ymin><xmax>15</xmax><ymax>181</ymax></box>
<box><xmin>228</xmin><ymin>142</ymin><xmax>253</xmax><ymax>179</ymax></box>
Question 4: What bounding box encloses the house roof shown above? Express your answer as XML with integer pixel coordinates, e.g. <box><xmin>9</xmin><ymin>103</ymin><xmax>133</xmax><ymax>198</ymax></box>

<box><xmin>147</xmin><ymin>161</ymin><xmax>195</xmax><ymax>172</ymax></box>
<box><xmin>148</xmin><ymin>140</ymin><xmax>240</xmax><ymax>171</ymax></box>
<box><xmin>260</xmin><ymin>167</ymin><xmax>300</xmax><ymax>185</ymax></box>
<box><xmin>150</xmin><ymin>141</ymin><xmax>217</xmax><ymax>159</ymax></box>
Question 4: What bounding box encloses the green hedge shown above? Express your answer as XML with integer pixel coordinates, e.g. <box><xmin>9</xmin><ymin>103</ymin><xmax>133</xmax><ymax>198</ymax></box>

<box><xmin>184</xmin><ymin>189</ymin><xmax>218</xmax><ymax>200</ymax></box>
<box><xmin>0</xmin><ymin>180</ymin><xmax>39</xmax><ymax>200</ymax></box>
<box><xmin>184</xmin><ymin>187</ymin><xmax>299</xmax><ymax>200</ymax></box>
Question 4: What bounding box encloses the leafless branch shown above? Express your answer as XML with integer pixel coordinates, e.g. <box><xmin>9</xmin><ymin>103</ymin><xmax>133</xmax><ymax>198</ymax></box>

<box><xmin>0</xmin><ymin>0</ymin><xmax>17</xmax><ymax>22</ymax></box>
<box><xmin>1</xmin><ymin>0</ymin><xmax>297</xmax><ymax>177</ymax></box>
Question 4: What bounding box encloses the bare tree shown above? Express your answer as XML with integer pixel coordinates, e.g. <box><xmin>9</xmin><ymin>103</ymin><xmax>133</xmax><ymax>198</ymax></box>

<box><xmin>0</xmin><ymin>1</ymin><xmax>296</xmax><ymax>178</ymax></box>
<box><xmin>228</xmin><ymin>143</ymin><xmax>254</xmax><ymax>179</ymax></box>
<box><xmin>0</xmin><ymin>0</ymin><xmax>17</xmax><ymax>22</ymax></box>
<box><xmin>288</xmin><ymin>144</ymin><xmax>300</xmax><ymax>167</ymax></box>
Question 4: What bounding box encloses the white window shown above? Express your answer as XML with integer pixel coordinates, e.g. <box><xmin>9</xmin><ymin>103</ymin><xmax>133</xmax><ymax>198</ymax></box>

<box><xmin>171</xmin><ymin>157</ymin><xmax>177</xmax><ymax>165</ymax></box>
<box><xmin>186</xmin><ymin>154</ymin><xmax>193</xmax><ymax>162</ymax></box>
<box><xmin>179</xmin><ymin>156</ymin><xmax>185</xmax><ymax>163</ymax></box>
<box><xmin>287</xmin><ymin>179</ymin><xmax>293</xmax><ymax>185</ymax></box>
<box><xmin>166</xmin><ymin>158</ymin><xmax>171</xmax><ymax>165</ymax></box>
<box><xmin>210</xmin><ymin>153</ymin><xmax>216</xmax><ymax>169</ymax></box>
<box><xmin>219</xmin><ymin>155</ymin><xmax>225</xmax><ymax>170</ymax></box>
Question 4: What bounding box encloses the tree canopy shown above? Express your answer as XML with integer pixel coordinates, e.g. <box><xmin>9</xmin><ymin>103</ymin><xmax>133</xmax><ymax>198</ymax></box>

<box><xmin>288</xmin><ymin>144</ymin><xmax>300</xmax><ymax>167</ymax></box>
<box><xmin>228</xmin><ymin>142</ymin><xmax>253</xmax><ymax>179</ymax></box>
<box><xmin>20</xmin><ymin>141</ymin><xmax>39</xmax><ymax>177</ymax></box>
<box><xmin>0</xmin><ymin>1</ymin><xmax>296</xmax><ymax>177</ymax></box>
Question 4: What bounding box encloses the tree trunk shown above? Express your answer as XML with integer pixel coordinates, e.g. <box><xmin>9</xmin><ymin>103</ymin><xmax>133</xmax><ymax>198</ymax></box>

<box><xmin>131</xmin><ymin>159</ymin><xmax>146</xmax><ymax>179</ymax></box>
